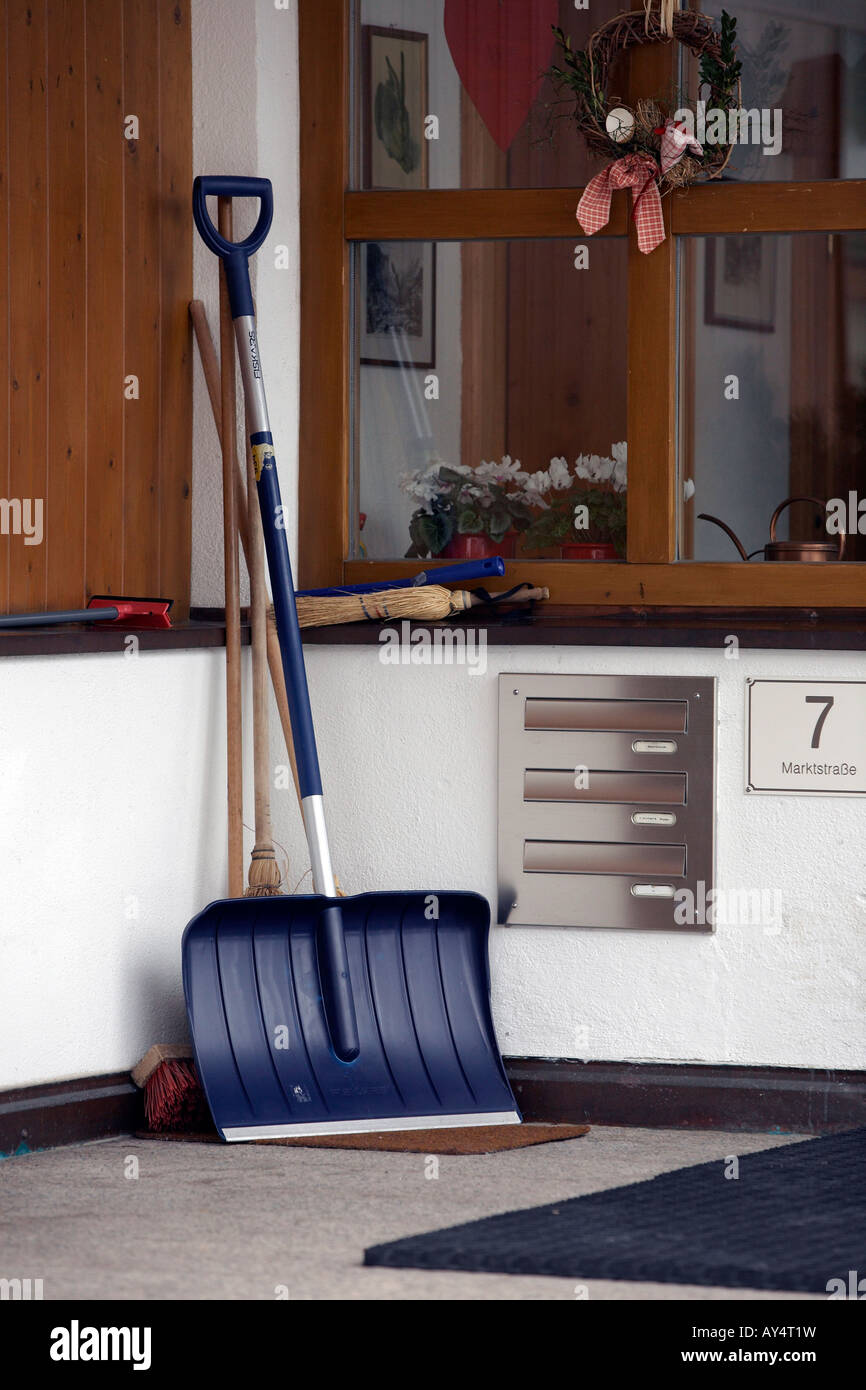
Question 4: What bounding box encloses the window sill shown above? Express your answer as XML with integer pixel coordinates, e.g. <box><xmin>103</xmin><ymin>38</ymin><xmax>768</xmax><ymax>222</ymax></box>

<box><xmin>0</xmin><ymin>612</ymin><xmax>250</xmax><ymax>659</ymax></box>
<box><xmin>0</xmin><ymin>607</ymin><xmax>860</xmax><ymax>656</ymax></box>
<box><xmin>301</xmin><ymin>606</ymin><xmax>866</xmax><ymax>652</ymax></box>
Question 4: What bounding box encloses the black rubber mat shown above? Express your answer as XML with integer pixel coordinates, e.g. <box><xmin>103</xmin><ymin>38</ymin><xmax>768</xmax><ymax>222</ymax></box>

<box><xmin>364</xmin><ymin>1128</ymin><xmax>866</xmax><ymax>1292</ymax></box>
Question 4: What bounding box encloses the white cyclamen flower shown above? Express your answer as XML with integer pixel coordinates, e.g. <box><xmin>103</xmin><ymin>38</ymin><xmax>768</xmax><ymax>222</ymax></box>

<box><xmin>527</xmin><ymin>469</ymin><xmax>552</xmax><ymax>495</ymax></box>
<box><xmin>549</xmin><ymin>456</ymin><xmax>571</xmax><ymax>490</ymax></box>
<box><xmin>597</xmin><ymin>457</ymin><xmax>616</xmax><ymax>483</ymax></box>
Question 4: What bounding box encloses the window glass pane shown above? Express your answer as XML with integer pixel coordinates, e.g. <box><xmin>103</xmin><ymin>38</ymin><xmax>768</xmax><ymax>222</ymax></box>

<box><xmin>678</xmin><ymin>231</ymin><xmax>866</xmax><ymax>562</ymax></box>
<box><xmin>353</xmin><ymin>1</ymin><xmax>866</xmax><ymax>189</ymax></box>
<box><xmin>698</xmin><ymin>0</ymin><xmax>866</xmax><ymax>181</ymax></box>
<box><xmin>351</xmin><ymin>238</ymin><xmax>628</xmax><ymax>561</ymax></box>
<box><xmin>351</xmin><ymin>0</ymin><xmax>629</xmax><ymax>191</ymax></box>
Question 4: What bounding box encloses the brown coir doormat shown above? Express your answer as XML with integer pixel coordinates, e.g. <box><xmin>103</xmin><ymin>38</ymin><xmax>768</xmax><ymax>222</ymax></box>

<box><xmin>136</xmin><ymin>1123</ymin><xmax>590</xmax><ymax>1155</ymax></box>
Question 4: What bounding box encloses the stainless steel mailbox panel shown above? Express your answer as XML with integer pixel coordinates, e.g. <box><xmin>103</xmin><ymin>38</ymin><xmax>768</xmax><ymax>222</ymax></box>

<box><xmin>498</xmin><ymin>675</ymin><xmax>716</xmax><ymax>932</ymax></box>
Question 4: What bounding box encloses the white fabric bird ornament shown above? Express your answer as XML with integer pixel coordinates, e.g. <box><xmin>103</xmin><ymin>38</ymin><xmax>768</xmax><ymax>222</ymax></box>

<box><xmin>659</xmin><ymin>119</ymin><xmax>703</xmax><ymax>174</ymax></box>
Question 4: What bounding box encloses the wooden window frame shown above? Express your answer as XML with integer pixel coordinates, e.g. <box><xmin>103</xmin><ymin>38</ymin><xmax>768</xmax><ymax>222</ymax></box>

<box><xmin>298</xmin><ymin>0</ymin><xmax>866</xmax><ymax>610</ymax></box>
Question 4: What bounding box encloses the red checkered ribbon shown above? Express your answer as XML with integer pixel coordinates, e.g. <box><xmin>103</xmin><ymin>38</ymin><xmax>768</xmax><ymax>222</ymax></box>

<box><xmin>577</xmin><ymin>154</ymin><xmax>665</xmax><ymax>255</ymax></box>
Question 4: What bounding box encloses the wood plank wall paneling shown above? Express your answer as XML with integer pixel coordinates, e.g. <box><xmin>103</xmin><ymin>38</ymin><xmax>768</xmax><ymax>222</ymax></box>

<box><xmin>0</xmin><ymin>3</ymin><xmax>9</xmax><ymax>611</ymax></box>
<box><xmin>47</xmin><ymin>0</ymin><xmax>87</xmax><ymax>609</ymax></box>
<box><xmin>8</xmin><ymin>0</ymin><xmax>49</xmax><ymax>611</ymax></box>
<box><xmin>0</xmin><ymin>0</ymin><xmax>192</xmax><ymax>620</ymax></box>
<box><xmin>85</xmin><ymin>0</ymin><xmax>125</xmax><ymax>599</ymax></box>
<box><xmin>157</xmin><ymin>0</ymin><xmax>192</xmax><ymax>615</ymax></box>
<box><xmin>122</xmin><ymin>0</ymin><xmax>161</xmax><ymax>597</ymax></box>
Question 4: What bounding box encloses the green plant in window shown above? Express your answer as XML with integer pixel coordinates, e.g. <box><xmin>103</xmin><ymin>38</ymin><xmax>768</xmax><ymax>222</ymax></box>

<box><xmin>698</xmin><ymin>10</ymin><xmax>742</xmax><ymax>108</ymax></box>
<box><xmin>522</xmin><ymin>445</ymin><xmax>627</xmax><ymax>556</ymax></box>
<box><xmin>401</xmin><ymin>457</ymin><xmax>547</xmax><ymax>557</ymax></box>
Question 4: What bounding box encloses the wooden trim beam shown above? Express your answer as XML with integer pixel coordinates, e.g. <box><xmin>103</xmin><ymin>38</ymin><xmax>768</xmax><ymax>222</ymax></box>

<box><xmin>672</xmin><ymin>179</ymin><xmax>866</xmax><ymax>235</ymax></box>
<box><xmin>343</xmin><ymin>560</ymin><xmax>866</xmax><ymax>609</ymax></box>
<box><xmin>625</xmin><ymin>39</ymin><xmax>677</xmax><ymax>564</ymax></box>
<box><xmin>298</xmin><ymin>0</ymin><xmax>350</xmax><ymax>590</ymax></box>
<box><xmin>344</xmin><ymin>181</ymin><xmax>866</xmax><ymax>243</ymax></box>
<box><xmin>345</xmin><ymin>188</ymin><xmax>629</xmax><ymax>241</ymax></box>
<box><xmin>626</xmin><ymin>199</ymin><xmax>677</xmax><ymax>562</ymax></box>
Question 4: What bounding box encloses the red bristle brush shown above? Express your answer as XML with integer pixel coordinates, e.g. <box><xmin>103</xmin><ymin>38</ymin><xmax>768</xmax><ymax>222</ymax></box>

<box><xmin>131</xmin><ymin>1045</ymin><xmax>212</xmax><ymax>1133</ymax></box>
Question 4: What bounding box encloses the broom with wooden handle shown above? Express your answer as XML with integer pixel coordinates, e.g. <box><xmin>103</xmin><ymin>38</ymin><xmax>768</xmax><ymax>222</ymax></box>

<box><xmin>292</xmin><ymin>585</ymin><xmax>550</xmax><ymax>628</ymax></box>
<box><xmin>191</xmin><ymin>294</ymin><xmax>289</xmax><ymax>892</ymax></box>
<box><xmin>190</xmin><ymin>299</ymin><xmax>305</xmax><ymax>807</ymax></box>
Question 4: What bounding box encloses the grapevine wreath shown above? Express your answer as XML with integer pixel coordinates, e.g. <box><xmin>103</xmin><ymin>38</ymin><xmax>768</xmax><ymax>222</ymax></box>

<box><xmin>549</xmin><ymin>4</ymin><xmax>742</xmax><ymax>252</ymax></box>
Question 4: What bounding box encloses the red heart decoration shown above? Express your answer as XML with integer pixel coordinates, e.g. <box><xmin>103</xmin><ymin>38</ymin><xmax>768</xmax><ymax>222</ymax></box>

<box><xmin>444</xmin><ymin>0</ymin><xmax>559</xmax><ymax>152</ymax></box>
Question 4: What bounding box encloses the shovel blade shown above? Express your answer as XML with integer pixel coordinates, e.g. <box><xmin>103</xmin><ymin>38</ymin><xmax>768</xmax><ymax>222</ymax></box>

<box><xmin>182</xmin><ymin>891</ymin><xmax>520</xmax><ymax>1140</ymax></box>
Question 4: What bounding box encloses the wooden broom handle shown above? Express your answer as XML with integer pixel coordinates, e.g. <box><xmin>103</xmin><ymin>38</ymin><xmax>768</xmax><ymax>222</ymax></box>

<box><xmin>189</xmin><ymin>299</ymin><xmax>303</xmax><ymax>810</ymax></box>
<box><xmin>245</xmin><ymin>403</ymin><xmax>274</xmax><ymax>850</ymax></box>
<box><xmin>189</xmin><ymin>299</ymin><xmax>251</xmax><ymax>564</ymax></box>
<box><xmin>217</xmin><ymin>200</ymin><xmax>244</xmax><ymax>898</ymax></box>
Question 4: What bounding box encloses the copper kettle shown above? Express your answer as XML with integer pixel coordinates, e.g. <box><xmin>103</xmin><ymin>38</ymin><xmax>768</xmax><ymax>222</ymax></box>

<box><xmin>697</xmin><ymin>496</ymin><xmax>846</xmax><ymax>562</ymax></box>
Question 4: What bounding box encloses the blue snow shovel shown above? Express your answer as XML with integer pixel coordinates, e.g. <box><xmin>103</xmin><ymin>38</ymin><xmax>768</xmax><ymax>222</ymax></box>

<box><xmin>184</xmin><ymin>176</ymin><xmax>520</xmax><ymax>1140</ymax></box>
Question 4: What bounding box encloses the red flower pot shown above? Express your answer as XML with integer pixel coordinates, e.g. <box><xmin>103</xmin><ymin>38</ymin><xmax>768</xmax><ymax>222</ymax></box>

<box><xmin>441</xmin><ymin>532</ymin><xmax>517</xmax><ymax>560</ymax></box>
<box><xmin>560</xmin><ymin>541</ymin><xmax>618</xmax><ymax>561</ymax></box>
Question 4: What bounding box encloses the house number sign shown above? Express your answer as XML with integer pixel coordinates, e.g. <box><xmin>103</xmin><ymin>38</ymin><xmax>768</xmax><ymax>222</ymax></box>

<box><xmin>746</xmin><ymin>680</ymin><xmax>866</xmax><ymax>795</ymax></box>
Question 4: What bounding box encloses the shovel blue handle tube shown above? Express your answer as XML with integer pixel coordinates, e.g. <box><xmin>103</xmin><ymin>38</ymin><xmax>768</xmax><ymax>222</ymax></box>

<box><xmin>193</xmin><ymin>175</ymin><xmax>359</xmax><ymax>1064</ymax></box>
<box><xmin>295</xmin><ymin>557</ymin><xmax>506</xmax><ymax>598</ymax></box>
<box><xmin>418</xmin><ymin>557</ymin><xmax>505</xmax><ymax>585</ymax></box>
<box><xmin>0</xmin><ymin>607</ymin><xmax>118</xmax><ymax>628</ymax></box>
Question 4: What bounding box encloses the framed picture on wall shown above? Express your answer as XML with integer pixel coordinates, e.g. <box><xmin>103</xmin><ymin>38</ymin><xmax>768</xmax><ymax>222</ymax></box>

<box><xmin>359</xmin><ymin>240</ymin><xmax>436</xmax><ymax>369</ymax></box>
<box><xmin>362</xmin><ymin>25</ymin><xmax>429</xmax><ymax>190</ymax></box>
<box><xmin>705</xmin><ymin>235</ymin><xmax>777</xmax><ymax>333</ymax></box>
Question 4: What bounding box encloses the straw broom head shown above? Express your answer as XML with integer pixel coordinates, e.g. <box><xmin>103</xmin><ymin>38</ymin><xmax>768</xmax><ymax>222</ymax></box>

<box><xmin>292</xmin><ymin>585</ymin><xmax>549</xmax><ymax>629</ymax></box>
<box><xmin>295</xmin><ymin>585</ymin><xmax>467</xmax><ymax>628</ymax></box>
<box><xmin>245</xmin><ymin>843</ymin><xmax>283</xmax><ymax>896</ymax></box>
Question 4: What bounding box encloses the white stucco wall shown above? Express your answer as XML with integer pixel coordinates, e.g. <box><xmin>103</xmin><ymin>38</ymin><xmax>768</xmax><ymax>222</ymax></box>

<box><xmin>0</xmin><ymin>0</ymin><xmax>863</xmax><ymax>1092</ymax></box>
<box><xmin>0</xmin><ymin>649</ymin><xmax>233</xmax><ymax>1086</ymax></box>
<box><xmin>288</xmin><ymin>643</ymin><xmax>865</xmax><ymax>1071</ymax></box>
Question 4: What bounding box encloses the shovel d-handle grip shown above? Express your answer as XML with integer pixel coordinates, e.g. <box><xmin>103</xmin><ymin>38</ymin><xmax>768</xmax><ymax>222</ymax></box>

<box><xmin>192</xmin><ymin>176</ymin><xmax>274</xmax><ymax>319</ymax></box>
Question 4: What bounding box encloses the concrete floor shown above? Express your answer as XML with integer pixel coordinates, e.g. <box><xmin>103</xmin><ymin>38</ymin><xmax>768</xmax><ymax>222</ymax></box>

<box><xmin>0</xmin><ymin>1125</ymin><xmax>817</xmax><ymax>1300</ymax></box>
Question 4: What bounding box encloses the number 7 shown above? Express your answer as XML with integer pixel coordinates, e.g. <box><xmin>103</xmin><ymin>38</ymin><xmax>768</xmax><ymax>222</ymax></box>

<box><xmin>805</xmin><ymin>695</ymin><xmax>834</xmax><ymax>749</ymax></box>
